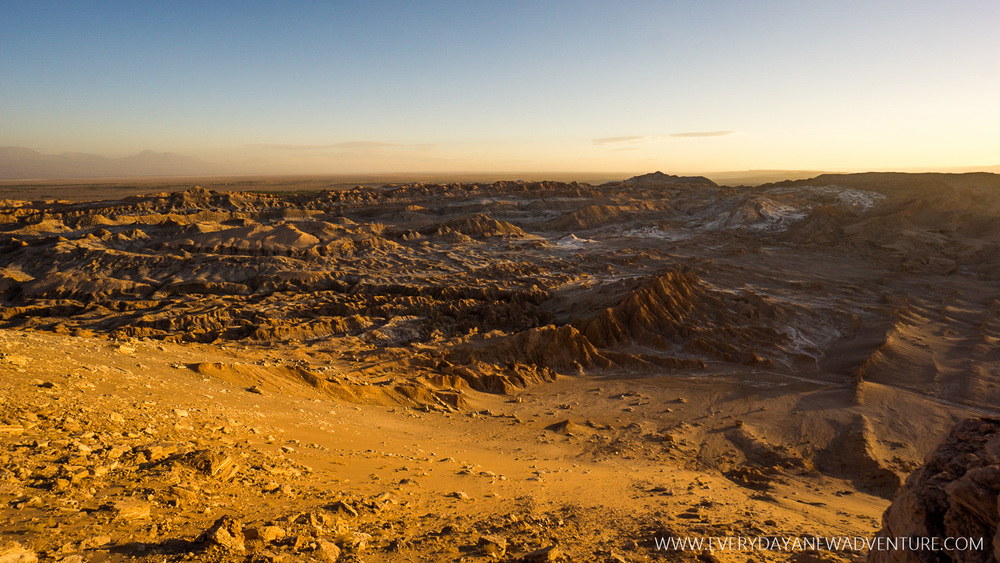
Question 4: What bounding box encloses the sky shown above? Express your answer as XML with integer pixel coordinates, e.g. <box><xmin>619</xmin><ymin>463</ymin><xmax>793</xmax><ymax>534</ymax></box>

<box><xmin>2</xmin><ymin>1</ymin><xmax>999</xmax><ymax>175</ymax></box>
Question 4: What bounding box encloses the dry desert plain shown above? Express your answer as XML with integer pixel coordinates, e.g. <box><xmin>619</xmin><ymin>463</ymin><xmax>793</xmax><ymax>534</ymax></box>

<box><xmin>3</xmin><ymin>172</ymin><xmax>1000</xmax><ymax>562</ymax></box>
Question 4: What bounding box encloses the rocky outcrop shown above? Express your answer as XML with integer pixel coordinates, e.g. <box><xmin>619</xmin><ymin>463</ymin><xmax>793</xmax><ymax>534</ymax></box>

<box><xmin>869</xmin><ymin>417</ymin><xmax>1000</xmax><ymax>562</ymax></box>
<box><xmin>423</xmin><ymin>213</ymin><xmax>527</xmax><ymax>238</ymax></box>
<box><xmin>574</xmin><ymin>269</ymin><xmax>789</xmax><ymax>366</ymax></box>
<box><xmin>620</xmin><ymin>171</ymin><xmax>718</xmax><ymax>187</ymax></box>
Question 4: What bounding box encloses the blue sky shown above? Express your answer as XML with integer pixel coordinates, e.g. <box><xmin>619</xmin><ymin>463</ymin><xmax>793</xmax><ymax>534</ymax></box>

<box><xmin>2</xmin><ymin>1</ymin><xmax>999</xmax><ymax>174</ymax></box>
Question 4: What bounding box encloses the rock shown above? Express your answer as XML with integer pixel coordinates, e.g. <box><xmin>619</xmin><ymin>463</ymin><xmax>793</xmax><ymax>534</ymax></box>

<box><xmin>178</xmin><ymin>449</ymin><xmax>240</xmax><ymax>481</ymax></box>
<box><xmin>110</xmin><ymin>498</ymin><xmax>150</xmax><ymax>520</ymax></box>
<box><xmin>89</xmin><ymin>463</ymin><xmax>113</xmax><ymax>478</ymax></box>
<box><xmin>245</xmin><ymin>525</ymin><xmax>286</xmax><ymax>543</ymax></box>
<box><xmin>10</xmin><ymin>496</ymin><xmax>42</xmax><ymax>510</ymax></box>
<box><xmin>168</xmin><ymin>484</ymin><xmax>199</xmax><ymax>502</ymax></box>
<box><xmin>0</xmin><ymin>541</ymin><xmax>37</xmax><ymax>563</ymax></box>
<box><xmin>198</xmin><ymin>515</ymin><xmax>245</xmax><ymax>552</ymax></box>
<box><xmin>327</xmin><ymin>500</ymin><xmax>358</xmax><ymax>518</ymax></box>
<box><xmin>252</xmin><ymin>551</ymin><xmax>292</xmax><ymax>563</ymax></box>
<box><xmin>61</xmin><ymin>465</ymin><xmax>89</xmax><ymax>484</ymax></box>
<box><xmin>314</xmin><ymin>539</ymin><xmax>341</xmax><ymax>562</ymax></box>
<box><xmin>523</xmin><ymin>544</ymin><xmax>566</xmax><ymax>562</ymax></box>
<box><xmin>448</xmin><ymin>491</ymin><xmax>470</xmax><ymax>500</ymax></box>
<box><xmin>0</xmin><ymin>354</ymin><xmax>28</xmax><ymax>369</ymax></box>
<box><xmin>478</xmin><ymin>535</ymin><xmax>507</xmax><ymax>558</ymax></box>
<box><xmin>545</xmin><ymin>419</ymin><xmax>586</xmax><ymax>436</ymax></box>
<box><xmin>388</xmin><ymin>536</ymin><xmax>413</xmax><ymax>551</ymax></box>
<box><xmin>337</xmin><ymin>530</ymin><xmax>371</xmax><ymax>552</ymax></box>
<box><xmin>290</xmin><ymin>534</ymin><xmax>312</xmax><ymax>552</ymax></box>
<box><xmin>79</xmin><ymin>535</ymin><xmax>111</xmax><ymax>549</ymax></box>
<box><xmin>142</xmin><ymin>443</ymin><xmax>179</xmax><ymax>462</ymax></box>
<box><xmin>870</xmin><ymin>416</ymin><xmax>1000</xmax><ymax>562</ymax></box>
<box><xmin>293</xmin><ymin>512</ymin><xmax>323</xmax><ymax>527</ymax></box>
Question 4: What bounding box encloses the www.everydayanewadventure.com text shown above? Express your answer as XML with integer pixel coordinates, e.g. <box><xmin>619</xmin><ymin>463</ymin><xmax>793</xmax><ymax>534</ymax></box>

<box><xmin>655</xmin><ymin>535</ymin><xmax>985</xmax><ymax>553</ymax></box>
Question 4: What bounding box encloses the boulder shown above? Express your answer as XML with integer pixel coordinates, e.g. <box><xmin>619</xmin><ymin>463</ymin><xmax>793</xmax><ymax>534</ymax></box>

<box><xmin>870</xmin><ymin>417</ymin><xmax>1000</xmax><ymax>562</ymax></box>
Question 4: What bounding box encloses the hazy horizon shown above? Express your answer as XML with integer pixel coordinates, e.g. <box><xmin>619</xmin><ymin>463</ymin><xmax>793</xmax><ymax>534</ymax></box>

<box><xmin>2</xmin><ymin>145</ymin><xmax>999</xmax><ymax>183</ymax></box>
<box><xmin>3</xmin><ymin>2</ymin><xmax>999</xmax><ymax>175</ymax></box>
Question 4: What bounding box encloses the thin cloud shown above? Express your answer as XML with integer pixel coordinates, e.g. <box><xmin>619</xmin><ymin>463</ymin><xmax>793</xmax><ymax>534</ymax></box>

<box><xmin>331</xmin><ymin>141</ymin><xmax>398</xmax><ymax>150</ymax></box>
<box><xmin>670</xmin><ymin>131</ymin><xmax>737</xmax><ymax>138</ymax></box>
<box><xmin>246</xmin><ymin>142</ymin><xmax>398</xmax><ymax>151</ymax></box>
<box><xmin>592</xmin><ymin>135</ymin><xmax>652</xmax><ymax>146</ymax></box>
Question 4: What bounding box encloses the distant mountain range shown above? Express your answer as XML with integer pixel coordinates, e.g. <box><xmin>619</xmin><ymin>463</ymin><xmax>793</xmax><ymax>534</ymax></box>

<box><xmin>0</xmin><ymin>147</ymin><xmax>221</xmax><ymax>179</ymax></box>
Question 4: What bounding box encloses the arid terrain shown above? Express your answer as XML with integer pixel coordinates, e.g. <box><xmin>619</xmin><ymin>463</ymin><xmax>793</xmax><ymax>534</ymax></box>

<box><xmin>3</xmin><ymin>171</ymin><xmax>1000</xmax><ymax>562</ymax></box>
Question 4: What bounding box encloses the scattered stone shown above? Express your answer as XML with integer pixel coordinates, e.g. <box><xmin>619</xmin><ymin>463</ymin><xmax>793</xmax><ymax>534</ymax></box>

<box><xmin>314</xmin><ymin>539</ymin><xmax>341</xmax><ymax>562</ymax></box>
<box><xmin>198</xmin><ymin>515</ymin><xmax>245</xmax><ymax>552</ymax></box>
<box><xmin>79</xmin><ymin>535</ymin><xmax>111</xmax><ymax>550</ymax></box>
<box><xmin>0</xmin><ymin>354</ymin><xmax>28</xmax><ymax>369</ymax></box>
<box><xmin>337</xmin><ymin>530</ymin><xmax>371</xmax><ymax>553</ymax></box>
<box><xmin>545</xmin><ymin>419</ymin><xmax>585</xmax><ymax>436</ymax></box>
<box><xmin>0</xmin><ymin>541</ymin><xmax>37</xmax><ymax>563</ymax></box>
<box><xmin>179</xmin><ymin>449</ymin><xmax>240</xmax><ymax>481</ymax></box>
<box><xmin>478</xmin><ymin>535</ymin><xmax>507</xmax><ymax>558</ymax></box>
<box><xmin>523</xmin><ymin>544</ymin><xmax>566</xmax><ymax>562</ymax></box>
<box><xmin>327</xmin><ymin>500</ymin><xmax>359</xmax><ymax>518</ymax></box>
<box><xmin>110</xmin><ymin>498</ymin><xmax>151</xmax><ymax>521</ymax></box>
<box><xmin>448</xmin><ymin>491</ymin><xmax>470</xmax><ymax>500</ymax></box>
<box><xmin>289</xmin><ymin>534</ymin><xmax>311</xmax><ymax>552</ymax></box>
<box><xmin>245</xmin><ymin>525</ymin><xmax>286</xmax><ymax>543</ymax></box>
<box><xmin>10</xmin><ymin>496</ymin><xmax>42</xmax><ymax>510</ymax></box>
<box><xmin>168</xmin><ymin>484</ymin><xmax>199</xmax><ymax>503</ymax></box>
<box><xmin>252</xmin><ymin>551</ymin><xmax>292</xmax><ymax>563</ymax></box>
<box><xmin>142</xmin><ymin>442</ymin><xmax>178</xmax><ymax>462</ymax></box>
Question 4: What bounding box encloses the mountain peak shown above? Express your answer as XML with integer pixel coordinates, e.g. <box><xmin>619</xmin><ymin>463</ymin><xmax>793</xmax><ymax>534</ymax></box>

<box><xmin>622</xmin><ymin>171</ymin><xmax>717</xmax><ymax>187</ymax></box>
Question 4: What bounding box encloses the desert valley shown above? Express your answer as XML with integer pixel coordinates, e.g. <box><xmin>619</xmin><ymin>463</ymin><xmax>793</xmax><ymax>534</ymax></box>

<box><xmin>2</xmin><ymin>172</ymin><xmax>1000</xmax><ymax>562</ymax></box>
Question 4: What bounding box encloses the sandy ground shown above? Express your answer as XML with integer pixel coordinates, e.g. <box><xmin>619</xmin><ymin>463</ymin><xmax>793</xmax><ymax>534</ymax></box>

<box><xmin>2</xmin><ymin>329</ymin><xmax>888</xmax><ymax>562</ymax></box>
